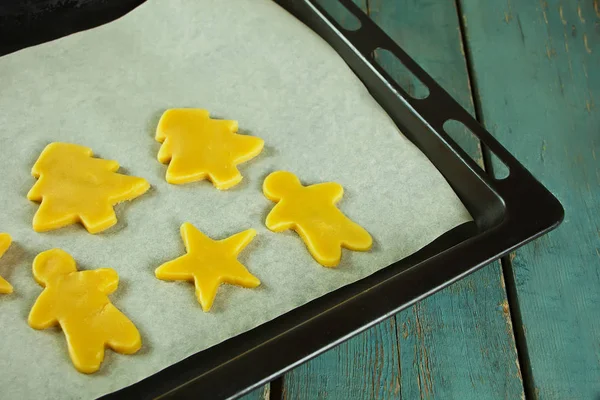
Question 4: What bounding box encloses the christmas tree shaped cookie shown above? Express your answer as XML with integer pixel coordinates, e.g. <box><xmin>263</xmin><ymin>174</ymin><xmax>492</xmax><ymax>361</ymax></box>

<box><xmin>155</xmin><ymin>223</ymin><xmax>260</xmax><ymax>312</ymax></box>
<box><xmin>0</xmin><ymin>233</ymin><xmax>13</xmax><ymax>294</ymax></box>
<box><xmin>156</xmin><ymin>109</ymin><xmax>264</xmax><ymax>190</ymax></box>
<box><xmin>263</xmin><ymin>171</ymin><xmax>372</xmax><ymax>267</ymax></box>
<box><xmin>28</xmin><ymin>143</ymin><xmax>150</xmax><ymax>234</ymax></box>
<box><xmin>28</xmin><ymin>249</ymin><xmax>141</xmax><ymax>374</ymax></box>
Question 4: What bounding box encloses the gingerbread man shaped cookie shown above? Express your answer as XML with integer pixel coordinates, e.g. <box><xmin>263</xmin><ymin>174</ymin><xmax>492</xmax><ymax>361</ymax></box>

<box><xmin>263</xmin><ymin>171</ymin><xmax>372</xmax><ymax>267</ymax></box>
<box><xmin>28</xmin><ymin>249</ymin><xmax>141</xmax><ymax>373</ymax></box>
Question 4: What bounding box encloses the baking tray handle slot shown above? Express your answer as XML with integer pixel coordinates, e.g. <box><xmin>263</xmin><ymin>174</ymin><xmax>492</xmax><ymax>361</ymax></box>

<box><xmin>307</xmin><ymin>0</ymin><xmax>523</xmax><ymax>181</ymax></box>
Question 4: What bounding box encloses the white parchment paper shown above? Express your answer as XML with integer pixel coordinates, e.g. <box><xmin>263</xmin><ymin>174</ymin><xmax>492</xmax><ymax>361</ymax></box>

<box><xmin>0</xmin><ymin>0</ymin><xmax>471</xmax><ymax>398</ymax></box>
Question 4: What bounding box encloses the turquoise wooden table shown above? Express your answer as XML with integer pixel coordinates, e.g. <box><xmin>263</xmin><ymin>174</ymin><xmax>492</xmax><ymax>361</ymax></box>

<box><xmin>240</xmin><ymin>0</ymin><xmax>600</xmax><ymax>398</ymax></box>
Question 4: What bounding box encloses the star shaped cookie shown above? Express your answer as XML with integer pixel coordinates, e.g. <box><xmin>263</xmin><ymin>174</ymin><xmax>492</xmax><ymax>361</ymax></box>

<box><xmin>155</xmin><ymin>223</ymin><xmax>260</xmax><ymax>311</ymax></box>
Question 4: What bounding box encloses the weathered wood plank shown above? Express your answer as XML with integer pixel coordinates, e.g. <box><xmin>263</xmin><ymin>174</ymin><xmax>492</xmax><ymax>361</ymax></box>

<box><xmin>283</xmin><ymin>319</ymin><xmax>401</xmax><ymax>399</ymax></box>
<box><xmin>460</xmin><ymin>0</ymin><xmax>600</xmax><ymax>398</ymax></box>
<box><xmin>283</xmin><ymin>0</ymin><xmax>524</xmax><ymax>399</ymax></box>
<box><xmin>368</xmin><ymin>1</ymin><xmax>524</xmax><ymax>398</ymax></box>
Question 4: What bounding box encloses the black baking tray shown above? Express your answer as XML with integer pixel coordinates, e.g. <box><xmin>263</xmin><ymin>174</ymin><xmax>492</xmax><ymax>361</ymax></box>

<box><xmin>0</xmin><ymin>0</ymin><xmax>564</xmax><ymax>399</ymax></box>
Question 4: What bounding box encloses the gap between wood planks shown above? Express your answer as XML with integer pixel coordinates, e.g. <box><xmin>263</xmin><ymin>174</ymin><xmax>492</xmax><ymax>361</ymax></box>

<box><xmin>454</xmin><ymin>1</ymin><xmax>535</xmax><ymax>399</ymax></box>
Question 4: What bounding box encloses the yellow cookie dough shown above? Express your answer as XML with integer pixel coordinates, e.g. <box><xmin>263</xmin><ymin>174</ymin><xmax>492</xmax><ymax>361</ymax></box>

<box><xmin>156</xmin><ymin>109</ymin><xmax>264</xmax><ymax>190</ymax></box>
<box><xmin>28</xmin><ymin>249</ymin><xmax>141</xmax><ymax>374</ymax></box>
<box><xmin>28</xmin><ymin>143</ymin><xmax>150</xmax><ymax>234</ymax></box>
<box><xmin>155</xmin><ymin>223</ymin><xmax>260</xmax><ymax>312</ymax></box>
<box><xmin>263</xmin><ymin>171</ymin><xmax>372</xmax><ymax>267</ymax></box>
<box><xmin>0</xmin><ymin>233</ymin><xmax>13</xmax><ymax>294</ymax></box>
